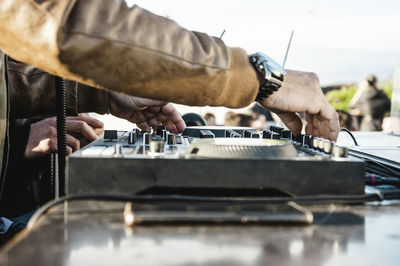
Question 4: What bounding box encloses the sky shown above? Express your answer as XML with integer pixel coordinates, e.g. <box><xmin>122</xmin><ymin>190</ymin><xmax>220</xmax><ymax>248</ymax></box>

<box><xmin>126</xmin><ymin>0</ymin><xmax>400</xmax><ymax>86</ymax></box>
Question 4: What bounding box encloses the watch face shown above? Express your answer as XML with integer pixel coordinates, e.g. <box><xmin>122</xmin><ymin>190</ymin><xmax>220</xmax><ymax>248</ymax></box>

<box><xmin>258</xmin><ymin>53</ymin><xmax>286</xmax><ymax>77</ymax></box>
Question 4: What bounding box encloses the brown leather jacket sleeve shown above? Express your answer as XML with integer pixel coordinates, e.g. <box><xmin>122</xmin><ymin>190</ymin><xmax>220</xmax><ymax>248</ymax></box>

<box><xmin>7</xmin><ymin>57</ymin><xmax>108</xmax><ymax>118</ymax></box>
<box><xmin>0</xmin><ymin>0</ymin><xmax>258</xmax><ymax>108</ymax></box>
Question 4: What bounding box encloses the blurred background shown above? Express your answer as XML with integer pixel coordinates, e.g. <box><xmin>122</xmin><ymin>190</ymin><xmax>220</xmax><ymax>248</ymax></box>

<box><xmin>95</xmin><ymin>0</ymin><xmax>400</xmax><ymax>132</ymax></box>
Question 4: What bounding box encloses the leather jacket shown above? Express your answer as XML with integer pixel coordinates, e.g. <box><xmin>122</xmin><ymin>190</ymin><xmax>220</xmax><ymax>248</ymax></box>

<box><xmin>0</xmin><ymin>54</ymin><xmax>109</xmax><ymax>199</ymax></box>
<box><xmin>0</xmin><ymin>0</ymin><xmax>260</xmax><ymax>197</ymax></box>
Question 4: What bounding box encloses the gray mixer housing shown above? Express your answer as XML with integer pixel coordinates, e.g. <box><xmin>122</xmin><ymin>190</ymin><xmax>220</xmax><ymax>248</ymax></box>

<box><xmin>67</xmin><ymin>126</ymin><xmax>365</xmax><ymax>197</ymax></box>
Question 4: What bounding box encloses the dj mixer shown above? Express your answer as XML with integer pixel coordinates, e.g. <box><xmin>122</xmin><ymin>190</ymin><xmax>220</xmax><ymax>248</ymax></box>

<box><xmin>67</xmin><ymin>126</ymin><xmax>365</xmax><ymax>197</ymax></box>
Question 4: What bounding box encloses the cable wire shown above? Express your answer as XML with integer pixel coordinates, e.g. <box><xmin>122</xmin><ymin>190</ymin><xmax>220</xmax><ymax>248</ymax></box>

<box><xmin>340</xmin><ymin>128</ymin><xmax>359</xmax><ymax>146</ymax></box>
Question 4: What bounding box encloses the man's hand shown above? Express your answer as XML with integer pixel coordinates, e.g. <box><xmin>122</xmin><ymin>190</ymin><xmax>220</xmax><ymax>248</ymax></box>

<box><xmin>109</xmin><ymin>92</ymin><xmax>186</xmax><ymax>132</ymax></box>
<box><xmin>260</xmin><ymin>70</ymin><xmax>340</xmax><ymax>141</ymax></box>
<box><xmin>24</xmin><ymin>114</ymin><xmax>104</xmax><ymax>159</ymax></box>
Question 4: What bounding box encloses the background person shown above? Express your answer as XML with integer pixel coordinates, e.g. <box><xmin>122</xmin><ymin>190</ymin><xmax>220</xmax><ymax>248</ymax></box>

<box><xmin>349</xmin><ymin>75</ymin><xmax>391</xmax><ymax>131</ymax></box>
<box><xmin>204</xmin><ymin>113</ymin><xmax>217</xmax><ymax>126</ymax></box>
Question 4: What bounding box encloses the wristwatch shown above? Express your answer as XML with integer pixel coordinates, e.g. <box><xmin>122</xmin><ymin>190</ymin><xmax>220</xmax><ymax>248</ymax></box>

<box><xmin>249</xmin><ymin>52</ymin><xmax>286</xmax><ymax>101</ymax></box>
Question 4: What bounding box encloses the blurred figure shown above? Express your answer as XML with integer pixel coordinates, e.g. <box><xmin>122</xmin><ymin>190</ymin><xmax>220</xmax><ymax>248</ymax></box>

<box><xmin>248</xmin><ymin>102</ymin><xmax>272</xmax><ymax>130</ymax></box>
<box><xmin>224</xmin><ymin>112</ymin><xmax>253</xmax><ymax>127</ymax></box>
<box><xmin>251</xmin><ymin>113</ymin><xmax>267</xmax><ymax>131</ymax></box>
<box><xmin>249</xmin><ymin>103</ymin><xmax>273</xmax><ymax>122</ymax></box>
<box><xmin>349</xmin><ymin>75</ymin><xmax>391</xmax><ymax>131</ymax></box>
<box><xmin>203</xmin><ymin>113</ymin><xmax>217</xmax><ymax>126</ymax></box>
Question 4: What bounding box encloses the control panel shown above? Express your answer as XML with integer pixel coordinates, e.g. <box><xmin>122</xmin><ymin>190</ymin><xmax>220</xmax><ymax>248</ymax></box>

<box><xmin>67</xmin><ymin>126</ymin><xmax>365</xmax><ymax>197</ymax></box>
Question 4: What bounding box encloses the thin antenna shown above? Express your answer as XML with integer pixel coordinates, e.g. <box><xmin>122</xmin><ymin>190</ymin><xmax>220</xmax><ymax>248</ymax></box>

<box><xmin>282</xmin><ymin>30</ymin><xmax>294</xmax><ymax>68</ymax></box>
<box><xmin>219</xmin><ymin>29</ymin><xmax>226</xmax><ymax>39</ymax></box>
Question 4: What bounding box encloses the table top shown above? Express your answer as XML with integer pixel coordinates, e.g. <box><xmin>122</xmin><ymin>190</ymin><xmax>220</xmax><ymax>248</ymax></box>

<box><xmin>1</xmin><ymin>200</ymin><xmax>400</xmax><ymax>266</ymax></box>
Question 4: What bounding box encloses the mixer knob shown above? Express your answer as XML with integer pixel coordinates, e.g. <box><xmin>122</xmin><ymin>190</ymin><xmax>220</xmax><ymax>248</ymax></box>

<box><xmin>276</xmin><ymin>127</ymin><xmax>284</xmax><ymax>135</ymax></box>
<box><xmin>156</xmin><ymin>125</ymin><xmax>166</xmax><ymax>136</ymax></box>
<box><xmin>317</xmin><ymin>138</ymin><xmax>325</xmax><ymax>151</ymax></box>
<box><xmin>250</xmin><ymin>132</ymin><xmax>260</xmax><ymax>138</ymax></box>
<box><xmin>167</xmin><ymin>133</ymin><xmax>176</xmax><ymax>145</ymax></box>
<box><xmin>104</xmin><ymin>130</ymin><xmax>118</xmax><ymax>140</ymax></box>
<box><xmin>271</xmin><ymin>132</ymin><xmax>280</xmax><ymax>140</ymax></box>
<box><xmin>332</xmin><ymin>145</ymin><xmax>349</xmax><ymax>158</ymax></box>
<box><xmin>244</xmin><ymin>129</ymin><xmax>259</xmax><ymax>138</ymax></box>
<box><xmin>292</xmin><ymin>134</ymin><xmax>302</xmax><ymax>145</ymax></box>
<box><xmin>150</xmin><ymin>136</ymin><xmax>165</xmax><ymax>153</ymax></box>
<box><xmin>128</xmin><ymin>131</ymin><xmax>138</xmax><ymax>144</ymax></box>
<box><xmin>199</xmin><ymin>130</ymin><xmax>215</xmax><ymax>139</ymax></box>
<box><xmin>262</xmin><ymin>130</ymin><xmax>271</xmax><ymax>139</ymax></box>
<box><xmin>323</xmin><ymin>140</ymin><xmax>334</xmax><ymax>154</ymax></box>
<box><xmin>304</xmin><ymin>135</ymin><xmax>311</xmax><ymax>147</ymax></box>
<box><xmin>143</xmin><ymin>132</ymin><xmax>150</xmax><ymax>145</ymax></box>
<box><xmin>281</xmin><ymin>130</ymin><xmax>292</xmax><ymax>139</ymax></box>
<box><xmin>310</xmin><ymin>136</ymin><xmax>318</xmax><ymax>149</ymax></box>
<box><xmin>296</xmin><ymin>134</ymin><xmax>306</xmax><ymax>145</ymax></box>
<box><xmin>269</xmin><ymin>125</ymin><xmax>276</xmax><ymax>132</ymax></box>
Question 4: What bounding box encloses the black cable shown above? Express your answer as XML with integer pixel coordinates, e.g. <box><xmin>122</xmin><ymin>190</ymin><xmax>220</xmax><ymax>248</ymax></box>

<box><xmin>55</xmin><ymin>77</ymin><xmax>67</xmax><ymax>197</ymax></box>
<box><xmin>340</xmin><ymin>127</ymin><xmax>359</xmax><ymax>146</ymax></box>
<box><xmin>365</xmin><ymin>173</ymin><xmax>400</xmax><ymax>187</ymax></box>
<box><xmin>362</xmin><ymin>157</ymin><xmax>400</xmax><ymax>178</ymax></box>
<box><xmin>27</xmin><ymin>192</ymin><xmax>385</xmax><ymax>229</ymax></box>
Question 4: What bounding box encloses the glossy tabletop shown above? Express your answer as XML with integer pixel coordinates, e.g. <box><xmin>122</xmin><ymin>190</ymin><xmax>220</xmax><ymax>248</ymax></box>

<box><xmin>1</xmin><ymin>200</ymin><xmax>400</xmax><ymax>266</ymax></box>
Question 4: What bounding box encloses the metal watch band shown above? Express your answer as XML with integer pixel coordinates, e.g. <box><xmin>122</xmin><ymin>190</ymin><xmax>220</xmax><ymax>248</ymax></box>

<box><xmin>249</xmin><ymin>53</ymin><xmax>286</xmax><ymax>101</ymax></box>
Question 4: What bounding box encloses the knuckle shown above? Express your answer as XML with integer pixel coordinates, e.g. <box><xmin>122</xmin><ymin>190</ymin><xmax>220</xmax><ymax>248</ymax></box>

<box><xmin>332</xmin><ymin>111</ymin><xmax>339</xmax><ymax>120</ymax></box>
<box><xmin>49</xmin><ymin>126</ymin><xmax>57</xmax><ymax>136</ymax></box>
<box><xmin>77</xmin><ymin>121</ymin><xmax>84</xmax><ymax>128</ymax></box>
<box><xmin>308</xmin><ymin>72</ymin><xmax>320</xmax><ymax>87</ymax></box>
<box><xmin>74</xmin><ymin>139</ymin><xmax>80</xmax><ymax>148</ymax></box>
<box><xmin>49</xmin><ymin>140</ymin><xmax>57</xmax><ymax>151</ymax></box>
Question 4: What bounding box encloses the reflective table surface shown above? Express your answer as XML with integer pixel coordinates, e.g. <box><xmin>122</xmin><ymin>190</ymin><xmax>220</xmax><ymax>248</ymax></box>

<box><xmin>1</xmin><ymin>200</ymin><xmax>400</xmax><ymax>266</ymax></box>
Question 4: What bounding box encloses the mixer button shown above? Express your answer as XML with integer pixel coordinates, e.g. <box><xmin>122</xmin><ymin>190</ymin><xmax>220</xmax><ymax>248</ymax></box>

<box><xmin>167</xmin><ymin>133</ymin><xmax>176</xmax><ymax>145</ymax></box>
<box><xmin>323</xmin><ymin>140</ymin><xmax>334</xmax><ymax>154</ymax></box>
<box><xmin>311</xmin><ymin>136</ymin><xmax>319</xmax><ymax>150</ymax></box>
<box><xmin>271</xmin><ymin>132</ymin><xmax>280</xmax><ymax>139</ymax></box>
<box><xmin>304</xmin><ymin>135</ymin><xmax>312</xmax><ymax>147</ymax></box>
<box><xmin>262</xmin><ymin>130</ymin><xmax>272</xmax><ymax>139</ymax></box>
<box><xmin>281</xmin><ymin>130</ymin><xmax>292</xmax><ymax>139</ymax></box>
<box><xmin>128</xmin><ymin>131</ymin><xmax>137</xmax><ymax>144</ymax></box>
<box><xmin>156</xmin><ymin>125</ymin><xmax>166</xmax><ymax>136</ymax></box>
<box><xmin>199</xmin><ymin>130</ymin><xmax>215</xmax><ymax>139</ymax></box>
<box><xmin>317</xmin><ymin>138</ymin><xmax>325</xmax><ymax>151</ymax></box>
<box><xmin>150</xmin><ymin>136</ymin><xmax>165</xmax><ymax>153</ymax></box>
<box><xmin>332</xmin><ymin>145</ymin><xmax>349</xmax><ymax>158</ymax></box>
<box><xmin>143</xmin><ymin>132</ymin><xmax>150</xmax><ymax>145</ymax></box>
<box><xmin>244</xmin><ymin>129</ymin><xmax>259</xmax><ymax>138</ymax></box>
<box><xmin>104</xmin><ymin>130</ymin><xmax>118</xmax><ymax>140</ymax></box>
